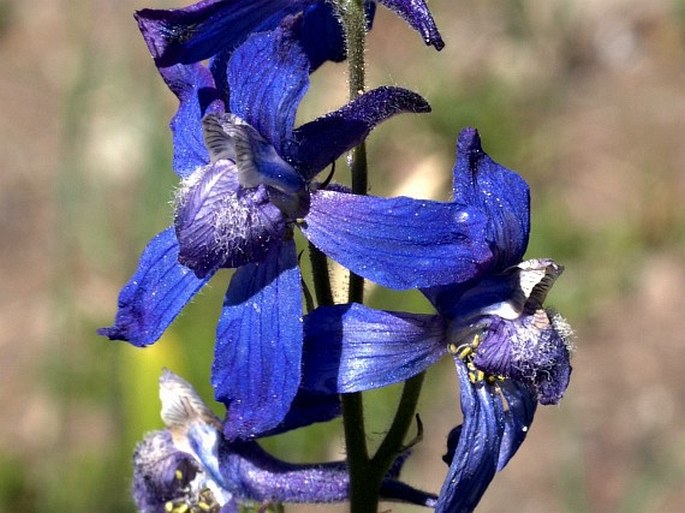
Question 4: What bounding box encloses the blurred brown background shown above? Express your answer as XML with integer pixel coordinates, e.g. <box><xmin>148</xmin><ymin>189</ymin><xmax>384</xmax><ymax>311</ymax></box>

<box><xmin>1</xmin><ymin>0</ymin><xmax>684</xmax><ymax>512</ymax></box>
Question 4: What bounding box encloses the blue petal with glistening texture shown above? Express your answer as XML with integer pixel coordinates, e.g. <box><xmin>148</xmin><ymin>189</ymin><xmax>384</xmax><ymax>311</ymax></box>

<box><xmin>228</xmin><ymin>22</ymin><xmax>310</xmax><ymax>155</ymax></box>
<box><xmin>135</xmin><ymin>0</ymin><xmax>311</xmax><ymax>67</ymax></box>
<box><xmin>292</xmin><ymin>86</ymin><xmax>431</xmax><ymax>180</ymax></box>
<box><xmin>158</xmin><ymin>62</ymin><xmax>224</xmax><ymax>177</ymax></box>
<box><xmin>422</xmin><ymin>128</ymin><xmax>531</xmax><ymax>310</ymax></box>
<box><xmin>301</xmin><ymin>189</ymin><xmax>492</xmax><ymax>289</ymax></box>
<box><xmin>135</xmin><ymin>0</ymin><xmax>367</xmax><ymax>73</ymax></box>
<box><xmin>497</xmin><ymin>382</ymin><xmax>537</xmax><ymax>471</ymax></box>
<box><xmin>302</xmin><ymin>303</ymin><xmax>447</xmax><ymax>394</ymax></box>
<box><xmin>212</xmin><ymin>240</ymin><xmax>302</xmax><ymax>440</ymax></box>
<box><xmin>435</xmin><ymin>360</ymin><xmax>505</xmax><ymax>513</ymax></box>
<box><xmin>260</xmin><ymin>390</ymin><xmax>341</xmax><ymax>437</ymax></box>
<box><xmin>134</xmin><ymin>0</ymin><xmax>444</xmax><ymax>72</ymax></box>
<box><xmin>98</xmin><ymin>228</ymin><xmax>214</xmax><ymax>346</ymax></box>
<box><xmin>453</xmin><ymin>128</ymin><xmax>530</xmax><ymax>270</ymax></box>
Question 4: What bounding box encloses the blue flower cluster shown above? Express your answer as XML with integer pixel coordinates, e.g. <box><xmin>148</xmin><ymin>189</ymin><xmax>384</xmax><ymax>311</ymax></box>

<box><xmin>100</xmin><ymin>1</ymin><xmax>574</xmax><ymax>512</ymax></box>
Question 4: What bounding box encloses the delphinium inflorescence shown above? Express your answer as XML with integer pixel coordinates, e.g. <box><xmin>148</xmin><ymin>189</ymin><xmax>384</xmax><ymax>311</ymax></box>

<box><xmin>100</xmin><ymin>1</ymin><xmax>574</xmax><ymax>512</ymax></box>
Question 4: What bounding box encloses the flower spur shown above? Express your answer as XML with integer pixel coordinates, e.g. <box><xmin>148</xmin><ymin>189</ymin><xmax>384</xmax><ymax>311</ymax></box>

<box><xmin>132</xmin><ymin>369</ymin><xmax>437</xmax><ymax>513</ymax></box>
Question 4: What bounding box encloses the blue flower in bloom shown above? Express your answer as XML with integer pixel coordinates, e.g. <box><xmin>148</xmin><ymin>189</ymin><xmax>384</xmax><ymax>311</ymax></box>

<box><xmin>132</xmin><ymin>370</ymin><xmax>437</xmax><ymax>513</ymax></box>
<box><xmin>135</xmin><ymin>0</ymin><xmax>443</xmax><ymax>71</ymax></box>
<box><xmin>100</xmin><ymin>17</ymin><xmax>493</xmax><ymax>440</ymax></box>
<box><xmin>301</xmin><ymin>128</ymin><xmax>574</xmax><ymax>512</ymax></box>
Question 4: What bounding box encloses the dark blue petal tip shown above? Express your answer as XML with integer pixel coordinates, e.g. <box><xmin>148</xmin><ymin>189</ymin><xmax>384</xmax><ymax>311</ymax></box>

<box><xmin>98</xmin><ymin>228</ymin><xmax>213</xmax><ymax>346</ymax></box>
<box><xmin>457</xmin><ymin>127</ymin><xmax>482</xmax><ymax>155</ymax></box>
<box><xmin>378</xmin><ymin>0</ymin><xmax>445</xmax><ymax>50</ymax></box>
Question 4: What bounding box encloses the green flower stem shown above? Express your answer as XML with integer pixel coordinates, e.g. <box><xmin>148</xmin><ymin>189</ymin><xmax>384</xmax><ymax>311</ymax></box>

<box><xmin>341</xmin><ymin>392</ymin><xmax>378</xmax><ymax>513</ymax></box>
<box><xmin>340</xmin><ymin>0</ymin><xmax>368</xmax><ymax>304</ymax></box>
<box><xmin>337</xmin><ymin>2</ymin><xmax>376</xmax><ymax>512</ymax></box>
<box><xmin>371</xmin><ymin>372</ymin><xmax>425</xmax><ymax>472</ymax></box>
<box><xmin>308</xmin><ymin>242</ymin><xmax>334</xmax><ymax>307</ymax></box>
<box><xmin>335</xmin><ymin>3</ymin><xmax>427</xmax><ymax>512</ymax></box>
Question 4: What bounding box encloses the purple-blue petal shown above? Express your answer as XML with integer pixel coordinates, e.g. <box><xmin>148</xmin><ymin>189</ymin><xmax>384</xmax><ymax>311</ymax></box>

<box><xmin>454</xmin><ymin>128</ymin><xmax>531</xmax><ymax>270</ymax></box>
<box><xmin>291</xmin><ymin>86</ymin><xmax>431</xmax><ymax>180</ymax></box>
<box><xmin>422</xmin><ymin>128</ymin><xmax>532</xmax><ymax>309</ymax></box>
<box><xmin>212</xmin><ymin>241</ymin><xmax>302</xmax><ymax>440</ymax></box>
<box><xmin>301</xmin><ymin>189</ymin><xmax>492</xmax><ymax>289</ymax></box>
<box><xmin>217</xmin><ymin>437</ymin><xmax>434</xmax><ymax>506</ymax></box>
<box><xmin>443</xmin><ymin>380</ymin><xmax>537</xmax><ymax>475</ymax></box>
<box><xmin>174</xmin><ymin>161</ymin><xmax>286</xmax><ymax>276</ymax></box>
<box><xmin>259</xmin><ymin>390</ymin><xmax>341</xmax><ymax>437</ymax></box>
<box><xmin>135</xmin><ymin>0</ymin><xmax>311</xmax><ymax>67</ymax></box>
<box><xmin>220</xmin><ymin>499</ymin><xmax>239</xmax><ymax>513</ymax></box>
<box><xmin>136</xmin><ymin>0</ymin><xmax>373</xmax><ymax>75</ymax></box>
<box><xmin>219</xmin><ymin>440</ymin><xmax>350</xmax><ymax>503</ymax></box>
<box><xmin>302</xmin><ymin>303</ymin><xmax>447</xmax><ymax>394</ymax></box>
<box><xmin>159</xmin><ymin>62</ymin><xmax>224</xmax><ymax>177</ymax></box>
<box><xmin>297</xmin><ymin>1</ymin><xmax>376</xmax><ymax>70</ymax></box>
<box><xmin>473</xmin><ymin>312</ymin><xmax>573</xmax><ymax>405</ymax></box>
<box><xmin>497</xmin><ymin>382</ymin><xmax>537</xmax><ymax>471</ymax></box>
<box><xmin>228</xmin><ymin>18</ymin><xmax>310</xmax><ymax>154</ymax></box>
<box><xmin>435</xmin><ymin>360</ymin><xmax>505</xmax><ymax>513</ymax></box>
<box><xmin>377</xmin><ymin>0</ymin><xmax>444</xmax><ymax>50</ymax></box>
<box><xmin>98</xmin><ymin>228</ymin><xmax>214</xmax><ymax>347</ymax></box>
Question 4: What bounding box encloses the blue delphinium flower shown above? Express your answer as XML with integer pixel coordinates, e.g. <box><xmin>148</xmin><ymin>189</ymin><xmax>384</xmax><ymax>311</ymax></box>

<box><xmin>100</xmin><ymin>16</ymin><xmax>493</xmax><ymax>440</ymax></box>
<box><xmin>132</xmin><ymin>370</ymin><xmax>437</xmax><ymax>513</ymax></box>
<box><xmin>135</xmin><ymin>0</ymin><xmax>443</xmax><ymax>70</ymax></box>
<box><xmin>301</xmin><ymin>128</ymin><xmax>574</xmax><ymax>512</ymax></box>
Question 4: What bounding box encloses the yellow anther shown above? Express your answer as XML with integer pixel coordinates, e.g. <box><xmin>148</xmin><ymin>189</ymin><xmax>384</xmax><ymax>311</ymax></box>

<box><xmin>175</xmin><ymin>469</ymin><xmax>183</xmax><ymax>481</ymax></box>
<box><xmin>165</xmin><ymin>502</ymin><xmax>174</xmax><ymax>513</ymax></box>
<box><xmin>452</xmin><ymin>332</ymin><xmax>483</xmax><ymax>361</ymax></box>
<box><xmin>468</xmin><ymin>369</ymin><xmax>485</xmax><ymax>383</ymax></box>
<box><xmin>198</xmin><ymin>502</ymin><xmax>212</xmax><ymax>512</ymax></box>
<box><xmin>457</xmin><ymin>345</ymin><xmax>473</xmax><ymax>360</ymax></box>
<box><xmin>175</xmin><ymin>504</ymin><xmax>190</xmax><ymax>513</ymax></box>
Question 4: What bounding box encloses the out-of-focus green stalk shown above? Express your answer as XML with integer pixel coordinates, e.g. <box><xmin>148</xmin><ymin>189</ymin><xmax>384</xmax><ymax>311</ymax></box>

<box><xmin>371</xmin><ymin>372</ymin><xmax>425</xmax><ymax>472</ymax></box>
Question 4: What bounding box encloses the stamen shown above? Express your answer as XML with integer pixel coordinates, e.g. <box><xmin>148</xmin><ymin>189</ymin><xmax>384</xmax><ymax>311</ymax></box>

<box><xmin>452</xmin><ymin>332</ymin><xmax>505</xmax><ymax>385</ymax></box>
<box><xmin>164</xmin><ymin>488</ymin><xmax>220</xmax><ymax>513</ymax></box>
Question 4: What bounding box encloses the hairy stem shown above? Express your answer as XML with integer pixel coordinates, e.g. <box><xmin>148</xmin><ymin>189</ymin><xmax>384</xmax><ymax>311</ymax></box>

<box><xmin>337</xmin><ymin>3</ymin><xmax>427</xmax><ymax>512</ymax></box>
<box><xmin>337</xmin><ymin>1</ymin><xmax>374</xmax><ymax>512</ymax></box>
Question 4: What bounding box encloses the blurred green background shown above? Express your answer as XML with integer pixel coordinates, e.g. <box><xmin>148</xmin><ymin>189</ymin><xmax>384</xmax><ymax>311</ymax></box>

<box><xmin>1</xmin><ymin>0</ymin><xmax>685</xmax><ymax>511</ymax></box>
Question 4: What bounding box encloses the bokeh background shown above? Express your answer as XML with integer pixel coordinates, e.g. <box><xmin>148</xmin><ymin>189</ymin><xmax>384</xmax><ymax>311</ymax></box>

<box><xmin>2</xmin><ymin>0</ymin><xmax>685</xmax><ymax>511</ymax></box>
